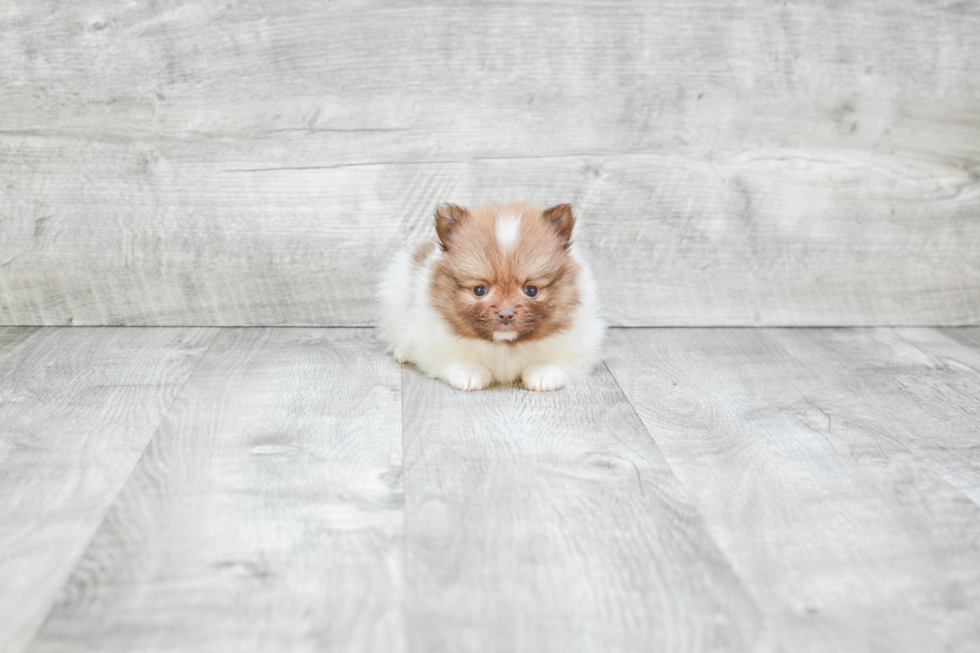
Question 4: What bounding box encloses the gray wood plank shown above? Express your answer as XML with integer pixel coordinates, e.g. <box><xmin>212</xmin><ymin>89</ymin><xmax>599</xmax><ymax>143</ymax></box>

<box><xmin>28</xmin><ymin>328</ymin><xmax>404</xmax><ymax>653</ymax></box>
<box><xmin>0</xmin><ymin>326</ymin><xmax>216</xmax><ymax>653</ymax></box>
<box><xmin>769</xmin><ymin>327</ymin><xmax>980</xmax><ymax>505</ymax></box>
<box><xmin>2</xmin><ymin>145</ymin><xmax>977</xmax><ymax>327</ymax></box>
<box><xmin>940</xmin><ymin>326</ymin><xmax>980</xmax><ymax>353</ymax></box>
<box><xmin>401</xmin><ymin>362</ymin><xmax>776</xmax><ymax>652</ymax></box>
<box><xmin>0</xmin><ymin>326</ymin><xmax>40</xmax><ymax>360</ymax></box>
<box><xmin>5</xmin><ymin>2</ymin><xmax>977</xmax><ymax>153</ymax></box>
<box><xmin>1</xmin><ymin>0</ymin><xmax>979</xmax><ymax>326</ymax></box>
<box><xmin>604</xmin><ymin>328</ymin><xmax>980</xmax><ymax>653</ymax></box>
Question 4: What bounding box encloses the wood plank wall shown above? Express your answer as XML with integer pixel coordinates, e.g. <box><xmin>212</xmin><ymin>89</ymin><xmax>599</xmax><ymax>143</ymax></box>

<box><xmin>1</xmin><ymin>1</ymin><xmax>978</xmax><ymax>326</ymax></box>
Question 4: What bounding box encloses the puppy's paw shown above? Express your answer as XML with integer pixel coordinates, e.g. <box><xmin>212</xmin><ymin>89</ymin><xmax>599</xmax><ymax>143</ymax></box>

<box><xmin>522</xmin><ymin>365</ymin><xmax>568</xmax><ymax>392</ymax></box>
<box><xmin>442</xmin><ymin>364</ymin><xmax>493</xmax><ymax>391</ymax></box>
<box><xmin>392</xmin><ymin>346</ymin><xmax>410</xmax><ymax>364</ymax></box>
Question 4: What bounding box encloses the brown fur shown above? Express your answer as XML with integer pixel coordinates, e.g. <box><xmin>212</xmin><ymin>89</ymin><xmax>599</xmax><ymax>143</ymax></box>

<box><xmin>411</xmin><ymin>241</ymin><xmax>435</xmax><ymax>268</ymax></box>
<box><xmin>429</xmin><ymin>202</ymin><xmax>581</xmax><ymax>344</ymax></box>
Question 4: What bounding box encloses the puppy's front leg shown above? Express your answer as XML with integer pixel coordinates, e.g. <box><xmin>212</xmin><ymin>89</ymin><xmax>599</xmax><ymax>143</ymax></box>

<box><xmin>521</xmin><ymin>365</ymin><xmax>568</xmax><ymax>392</ymax></box>
<box><xmin>441</xmin><ymin>363</ymin><xmax>493</xmax><ymax>391</ymax></box>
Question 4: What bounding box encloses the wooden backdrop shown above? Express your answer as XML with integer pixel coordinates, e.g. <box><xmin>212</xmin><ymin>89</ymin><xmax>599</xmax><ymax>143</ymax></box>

<box><xmin>1</xmin><ymin>1</ymin><xmax>978</xmax><ymax>327</ymax></box>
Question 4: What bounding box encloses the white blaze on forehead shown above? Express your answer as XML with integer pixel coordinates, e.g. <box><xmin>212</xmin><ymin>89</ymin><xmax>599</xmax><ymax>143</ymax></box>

<box><xmin>495</xmin><ymin>214</ymin><xmax>521</xmax><ymax>250</ymax></box>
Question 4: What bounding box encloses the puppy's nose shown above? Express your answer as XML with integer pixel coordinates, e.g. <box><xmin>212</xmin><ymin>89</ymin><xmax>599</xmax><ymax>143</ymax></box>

<box><xmin>496</xmin><ymin>309</ymin><xmax>516</xmax><ymax>325</ymax></box>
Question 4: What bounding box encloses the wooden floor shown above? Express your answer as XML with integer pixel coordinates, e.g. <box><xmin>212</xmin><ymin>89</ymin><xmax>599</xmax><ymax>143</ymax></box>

<box><xmin>2</xmin><ymin>326</ymin><xmax>979</xmax><ymax>653</ymax></box>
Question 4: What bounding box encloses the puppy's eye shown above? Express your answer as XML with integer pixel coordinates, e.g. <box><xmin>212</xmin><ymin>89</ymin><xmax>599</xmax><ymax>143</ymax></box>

<box><xmin>524</xmin><ymin>285</ymin><xmax>538</xmax><ymax>298</ymax></box>
<box><xmin>473</xmin><ymin>285</ymin><xmax>488</xmax><ymax>298</ymax></box>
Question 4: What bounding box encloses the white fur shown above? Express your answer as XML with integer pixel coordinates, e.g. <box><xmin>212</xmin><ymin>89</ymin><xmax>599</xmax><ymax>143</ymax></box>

<box><xmin>377</xmin><ymin>244</ymin><xmax>605</xmax><ymax>391</ymax></box>
<box><xmin>443</xmin><ymin>363</ymin><xmax>493</xmax><ymax>391</ymax></box>
<box><xmin>522</xmin><ymin>365</ymin><xmax>568</xmax><ymax>392</ymax></box>
<box><xmin>495</xmin><ymin>214</ymin><xmax>521</xmax><ymax>250</ymax></box>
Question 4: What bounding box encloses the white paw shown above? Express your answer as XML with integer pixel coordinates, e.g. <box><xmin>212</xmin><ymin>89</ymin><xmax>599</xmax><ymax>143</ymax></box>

<box><xmin>442</xmin><ymin>364</ymin><xmax>493</xmax><ymax>391</ymax></box>
<box><xmin>392</xmin><ymin>346</ymin><xmax>410</xmax><ymax>363</ymax></box>
<box><xmin>522</xmin><ymin>365</ymin><xmax>568</xmax><ymax>392</ymax></box>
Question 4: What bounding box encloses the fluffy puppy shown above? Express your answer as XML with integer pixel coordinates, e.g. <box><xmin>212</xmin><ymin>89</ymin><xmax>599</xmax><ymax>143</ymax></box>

<box><xmin>377</xmin><ymin>201</ymin><xmax>604</xmax><ymax>391</ymax></box>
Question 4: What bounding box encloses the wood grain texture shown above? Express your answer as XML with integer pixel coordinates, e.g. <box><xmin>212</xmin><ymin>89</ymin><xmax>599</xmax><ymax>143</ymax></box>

<box><xmin>769</xmin><ymin>327</ymin><xmax>980</xmax><ymax>506</ymax></box>
<box><xmin>401</xmin><ymin>362</ymin><xmax>776</xmax><ymax>653</ymax></box>
<box><xmin>940</xmin><ymin>326</ymin><xmax>980</xmax><ymax>352</ymax></box>
<box><xmin>604</xmin><ymin>328</ymin><xmax>980</xmax><ymax>653</ymax></box>
<box><xmin>1</xmin><ymin>0</ymin><xmax>979</xmax><ymax>326</ymax></box>
<box><xmin>0</xmin><ymin>326</ymin><xmax>40</xmax><ymax>360</ymax></box>
<box><xmin>28</xmin><ymin>329</ymin><xmax>404</xmax><ymax>653</ymax></box>
<box><xmin>0</xmin><ymin>326</ymin><xmax>215</xmax><ymax>653</ymax></box>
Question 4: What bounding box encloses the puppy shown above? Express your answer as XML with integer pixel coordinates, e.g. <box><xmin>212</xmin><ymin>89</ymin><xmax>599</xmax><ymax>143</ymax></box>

<box><xmin>377</xmin><ymin>201</ymin><xmax>605</xmax><ymax>391</ymax></box>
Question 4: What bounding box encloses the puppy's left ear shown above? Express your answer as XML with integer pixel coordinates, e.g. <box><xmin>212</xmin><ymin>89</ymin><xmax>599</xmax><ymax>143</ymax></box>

<box><xmin>542</xmin><ymin>203</ymin><xmax>575</xmax><ymax>248</ymax></box>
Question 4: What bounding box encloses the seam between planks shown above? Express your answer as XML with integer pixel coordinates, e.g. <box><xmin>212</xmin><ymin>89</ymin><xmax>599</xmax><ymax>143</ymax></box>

<box><xmin>600</xmin><ymin>355</ymin><xmax>788</xmax><ymax>651</ymax></box>
<box><xmin>20</xmin><ymin>327</ymin><xmax>221</xmax><ymax>653</ymax></box>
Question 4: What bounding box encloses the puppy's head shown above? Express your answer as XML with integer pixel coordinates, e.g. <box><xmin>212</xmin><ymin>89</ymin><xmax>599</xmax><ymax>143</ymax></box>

<box><xmin>430</xmin><ymin>201</ymin><xmax>581</xmax><ymax>344</ymax></box>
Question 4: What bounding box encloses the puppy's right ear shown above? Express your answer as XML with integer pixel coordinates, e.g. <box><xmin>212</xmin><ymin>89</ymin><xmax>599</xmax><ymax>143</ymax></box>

<box><xmin>434</xmin><ymin>204</ymin><xmax>470</xmax><ymax>251</ymax></box>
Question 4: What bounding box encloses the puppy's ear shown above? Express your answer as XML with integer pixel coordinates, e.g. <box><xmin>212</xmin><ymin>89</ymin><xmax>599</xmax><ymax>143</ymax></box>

<box><xmin>434</xmin><ymin>204</ymin><xmax>470</xmax><ymax>250</ymax></box>
<box><xmin>542</xmin><ymin>203</ymin><xmax>575</xmax><ymax>248</ymax></box>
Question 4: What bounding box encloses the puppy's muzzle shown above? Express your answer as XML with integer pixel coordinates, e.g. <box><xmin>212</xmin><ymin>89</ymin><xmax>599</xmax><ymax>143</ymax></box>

<box><xmin>496</xmin><ymin>309</ymin><xmax>516</xmax><ymax>326</ymax></box>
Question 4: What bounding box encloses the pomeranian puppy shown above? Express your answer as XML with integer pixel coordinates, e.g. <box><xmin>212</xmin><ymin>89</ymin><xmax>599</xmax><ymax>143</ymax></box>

<box><xmin>377</xmin><ymin>201</ymin><xmax>604</xmax><ymax>391</ymax></box>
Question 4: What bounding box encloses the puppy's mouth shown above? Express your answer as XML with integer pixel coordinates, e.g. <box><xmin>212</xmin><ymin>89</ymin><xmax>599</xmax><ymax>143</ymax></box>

<box><xmin>492</xmin><ymin>330</ymin><xmax>519</xmax><ymax>342</ymax></box>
